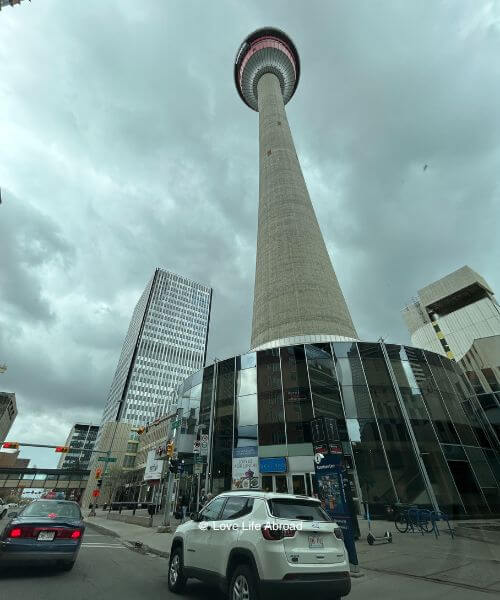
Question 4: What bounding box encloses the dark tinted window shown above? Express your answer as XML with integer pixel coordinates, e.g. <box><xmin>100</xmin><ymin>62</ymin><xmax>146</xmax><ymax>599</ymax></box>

<box><xmin>268</xmin><ymin>499</ymin><xmax>331</xmax><ymax>521</ymax></box>
<box><xmin>22</xmin><ymin>501</ymin><xmax>81</xmax><ymax>519</ymax></box>
<box><xmin>220</xmin><ymin>497</ymin><xmax>254</xmax><ymax>520</ymax></box>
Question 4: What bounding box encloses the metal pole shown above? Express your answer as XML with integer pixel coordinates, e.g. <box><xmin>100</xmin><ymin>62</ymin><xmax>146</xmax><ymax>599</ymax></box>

<box><xmin>205</xmin><ymin>359</ymin><xmax>217</xmax><ymax>493</ymax></box>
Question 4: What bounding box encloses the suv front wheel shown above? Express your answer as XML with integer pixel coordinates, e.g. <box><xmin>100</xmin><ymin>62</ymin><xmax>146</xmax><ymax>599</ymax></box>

<box><xmin>168</xmin><ymin>546</ymin><xmax>187</xmax><ymax>593</ymax></box>
<box><xmin>229</xmin><ymin>564</ymin><xmax>259</xmax><ymax>600</ymax></box>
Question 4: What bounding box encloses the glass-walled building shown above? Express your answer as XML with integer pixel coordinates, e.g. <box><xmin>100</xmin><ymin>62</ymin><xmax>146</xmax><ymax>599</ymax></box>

<box><xmin>177</xmin><ymin>341</ymin><xmax>500</xmax><ymax>517</ymax></box>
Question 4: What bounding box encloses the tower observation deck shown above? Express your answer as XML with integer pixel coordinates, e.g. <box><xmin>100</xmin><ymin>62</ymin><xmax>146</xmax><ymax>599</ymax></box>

<box><xmin>235</xmin><ymin>28</ymin><xmax>358</xmax><ymax>350</ymax></box>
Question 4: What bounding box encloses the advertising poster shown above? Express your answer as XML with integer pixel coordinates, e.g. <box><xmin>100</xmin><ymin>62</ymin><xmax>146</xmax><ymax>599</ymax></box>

<box><xmin>313</xmin><ymin>452</ymin><xmax>358</xmax><ymax>566</ymax></box>
<box><xmin>232</xmin><ymin>446</ymin><xmax>260</xmax><ymax>490</ymax></box>
<box><xmin>144</xmin><ymin>449</ymin><xmax>163</xmax><ymax>481</ymax></box>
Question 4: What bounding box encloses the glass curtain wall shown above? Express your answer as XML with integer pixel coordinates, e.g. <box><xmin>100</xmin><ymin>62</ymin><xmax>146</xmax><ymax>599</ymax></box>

<box><xmin>189</xmin><ymin>340</ymin><xmax>500</xmax><ymax>515</ymax></box>
<box><xmin>257</xmin><ymin>349</ymin><xmax>286</xmax><ymax>446</ymax></box>
<box><xmin>280</xmin><ymin>346</ymin><xmax>313</xmax><ymax>445</ymax></box>
<box><xmin>234</xmin><ymin>353</ymin><xmax>258</xmax><ymax>450</ymax></box>
<box><xmin>212</xmin><ymin>358</ymin><xmax>235</xmax><ymax>494</ymax></box>
<box><xmin>333</xmin><ymin>342</ymin><xmax>397</xmax><ymax>515</ymax></box>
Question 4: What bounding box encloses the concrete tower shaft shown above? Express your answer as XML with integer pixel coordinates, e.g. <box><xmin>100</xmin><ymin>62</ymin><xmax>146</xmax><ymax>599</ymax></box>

<box><xmin>252</xmin><ymin>72</ymin><xmax>358</xmax><ymax>349</ymax></box>
<box><xmin>236</xmin><ymin>28</ymin><xmax>358</xmax><ymax>350</ymax></box>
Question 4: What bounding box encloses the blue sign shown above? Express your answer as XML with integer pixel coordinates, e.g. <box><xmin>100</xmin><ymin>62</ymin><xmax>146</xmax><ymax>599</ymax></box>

<box><xmin>259</xmin><ymin>457</ymin><xmax>287</xmax><ymax>473</ymax></box>
<box><xmin>313</xmin><ymin>452</ymin><xmax>358</xmax><ymax>566</ymax></box>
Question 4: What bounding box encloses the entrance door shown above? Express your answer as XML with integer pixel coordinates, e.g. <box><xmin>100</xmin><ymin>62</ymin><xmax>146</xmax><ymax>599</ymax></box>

<box><xmin>261</xmin><ymin>474</ymin><xmax>289</xmax><ymax>493</ymax></box>
<box><xmin>292</xmin><ymin>474</ymin><xmax>307</xmax><ymax>495</ymax></box>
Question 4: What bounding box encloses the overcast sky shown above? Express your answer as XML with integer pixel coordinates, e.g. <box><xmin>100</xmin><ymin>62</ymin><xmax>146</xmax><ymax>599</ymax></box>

<box><xmin>1</xmin><ymin>1</ymin><xmax>499</xmax><ymax>468</ymax></box>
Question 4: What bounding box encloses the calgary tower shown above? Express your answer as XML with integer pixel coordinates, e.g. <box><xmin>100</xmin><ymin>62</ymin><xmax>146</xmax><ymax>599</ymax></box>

<box><xmin>235</xmin><ymin>28</ymin><xmax>358</xmax><ymax>350</ymax></box>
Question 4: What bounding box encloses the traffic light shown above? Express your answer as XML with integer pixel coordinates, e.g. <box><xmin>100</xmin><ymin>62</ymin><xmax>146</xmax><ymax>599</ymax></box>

<box><xmin>136</xmin><ymin>427</ymin><xmax>145</xmax><ymax>435</ymax></box>
<box><xmin>167</xmin><ymin>440</ymin><xmax>174</xmax><ymax>458</ymax></box>
<box><xmin>169</xmin><ymin>458</ymin><xmax>178</xmax><ymax>474</ymax></box>
<box><xmin>96</xmin><ymin>479</ymin><xmax>103</xmax><ymax>488</ymax></box>
<box><xmin>95</xmin><ymin>468</ymin><xmax>103</xmax><ymax>479</ymax></box>
<box><xmin>55</xmin><ymin>446</ymin><xmax>69</xmax><ymax>453</ymax></box>
<box><xmin>2</xmin><ymin>442</ymin><xmax>19</xmax><ymax>449</ymax></box>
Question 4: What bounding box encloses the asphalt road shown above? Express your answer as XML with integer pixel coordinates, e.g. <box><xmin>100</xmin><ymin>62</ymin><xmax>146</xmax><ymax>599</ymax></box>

<box><xmin>0</xmin><ymin>523</ymin><xmax>493</xmax><ymax>600</ymax></box>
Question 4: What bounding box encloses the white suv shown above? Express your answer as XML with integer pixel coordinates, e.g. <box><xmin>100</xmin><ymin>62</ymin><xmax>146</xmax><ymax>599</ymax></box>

<box><xmin>168</xmin><ymin>490</ymin><xmax>351</xmax><ymax>600</ymax></box>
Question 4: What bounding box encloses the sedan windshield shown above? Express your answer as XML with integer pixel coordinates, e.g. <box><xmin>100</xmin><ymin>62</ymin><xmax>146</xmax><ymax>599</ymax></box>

<box><xmin>21</xmin><ymin>501</ymin><xmax>81</xmax><ymax>519</ymax></box>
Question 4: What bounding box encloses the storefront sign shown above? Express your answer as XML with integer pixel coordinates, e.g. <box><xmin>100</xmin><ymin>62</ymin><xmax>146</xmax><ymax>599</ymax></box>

<box><xmin>232</xmin><ymin>446</ymin><xmax>260</xmax><ymax>490</ymax></box>
<box><xmin>259</xmin><ymin>457</ymin><xmax>287</xmax><ymax>473</ymax></box>
<box><xmin>144</xmin><ymin>450</ymin><xmax>163</xmax><ymax>481</ymax></box>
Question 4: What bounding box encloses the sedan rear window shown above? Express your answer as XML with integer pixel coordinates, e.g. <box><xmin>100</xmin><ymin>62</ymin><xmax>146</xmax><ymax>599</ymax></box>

<box><xmin>268</xmin><ymin>499</ymin><xmax>331</xmax><ymax>521</ymax></box>
<box><xmin>21</xmin><ymin>501</ymin><xmax>81</xmax><ymax>519</ymax></box>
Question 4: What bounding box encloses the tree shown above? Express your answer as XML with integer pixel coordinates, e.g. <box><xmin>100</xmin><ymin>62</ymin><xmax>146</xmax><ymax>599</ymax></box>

<box><xmin>103</xmin><ymin>466</ymin><xmax>127</xmax><ymax>503</ymax></box>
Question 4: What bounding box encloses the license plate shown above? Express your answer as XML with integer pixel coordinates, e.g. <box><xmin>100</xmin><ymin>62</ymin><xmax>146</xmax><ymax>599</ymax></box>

<box><xmin>37</xmin><ymin>531</ymin><xmax>55</xmax><ymax>541</ymax></box>
<box><xmin>308</xmin><ymin>535</ymin><xmax>324</xmax><ymax>549</ymax></box>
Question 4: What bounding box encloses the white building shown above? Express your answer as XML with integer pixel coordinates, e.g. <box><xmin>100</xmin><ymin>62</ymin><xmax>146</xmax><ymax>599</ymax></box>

<box><xmin>402</xmin><ymin>266</ymin><xmax>500</xmax><ymax>361</ymax></box>
<box><xmin>99</xmin><ymin>268</ymin><xmax>212</xmax><ymax>428</ymax></box>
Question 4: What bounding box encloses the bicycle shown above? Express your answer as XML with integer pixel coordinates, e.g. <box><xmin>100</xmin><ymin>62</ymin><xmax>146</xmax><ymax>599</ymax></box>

<box><xmin>392</xmin><ymin>503</ymin><xmax>432</xmax><ymax>533</ymax></box>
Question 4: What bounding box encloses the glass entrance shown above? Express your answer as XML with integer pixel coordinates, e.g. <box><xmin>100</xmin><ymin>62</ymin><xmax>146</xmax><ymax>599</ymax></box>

<box><xmin>261</xmin><ymin>474</ymin><xmax>289</xmax><ymax>493</ymax></box>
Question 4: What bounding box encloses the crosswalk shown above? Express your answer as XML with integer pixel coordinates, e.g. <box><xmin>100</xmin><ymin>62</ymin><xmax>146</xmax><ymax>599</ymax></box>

<box><xmin>81</xmin><ymin>533</ymin><xmax>125</xmax><ymax>550</ymax></box>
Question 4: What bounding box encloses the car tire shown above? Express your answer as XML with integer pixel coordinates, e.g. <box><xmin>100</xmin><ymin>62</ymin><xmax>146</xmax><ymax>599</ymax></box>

<box><xmin>229</xmin><ymin>564</ymin><xmax>260</xmax><ymax>600</ymax></box>
<box><xmin>60</xmin><ymin>561</ymin><xmax>75</xmax><ymax>571</ymax></box>
<box><xmin>168</xmin><ymin>546</ymin><xmax>187</xmax><ymax>593</ymax></box>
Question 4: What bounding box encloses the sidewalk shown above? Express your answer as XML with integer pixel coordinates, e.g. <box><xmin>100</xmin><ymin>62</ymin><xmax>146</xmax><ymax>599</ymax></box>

<box><xmin>84</xmin><ymin>512</ymin><xmax>500</xmax><ymax>593</ymax></box>
<box><xmin>85</xmin><ymin>509</ymin><xmax>181</xmax><ymax>558</ymax></box>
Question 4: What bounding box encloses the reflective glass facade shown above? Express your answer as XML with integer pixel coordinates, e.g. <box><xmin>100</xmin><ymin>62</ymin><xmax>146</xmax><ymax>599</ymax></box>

<box><xmin>179</xmin><ymin>342</ymin><xmax>500</xmax><ymax>517</ymax></box>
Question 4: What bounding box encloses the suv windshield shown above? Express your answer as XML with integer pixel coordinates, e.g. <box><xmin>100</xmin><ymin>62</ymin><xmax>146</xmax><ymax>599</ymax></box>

<box><xmin>21</xmin><ymin>501</ymin><xmax>81</xmax><ymax>519</ymax></box>
<box><xmin>268</xmin><ymin>499</ymin><xmax>331</xmax><ymax>521</ymax></box>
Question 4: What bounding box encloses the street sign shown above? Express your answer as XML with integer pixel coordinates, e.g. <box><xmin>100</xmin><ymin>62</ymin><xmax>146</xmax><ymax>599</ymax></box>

<box><xmin>194</xmin><ymin>455</ymin><xmax>205</xmax><ymax>463</ymax></box>
<box><xmin>171</xmin><ymin>419</ymin><xmax>181</xmax><ymax>429</ymax></box>
<box><xmin>97</xmin><ymin>456</ymin><xmax>117</xmax><ymax>462</ymax></box>
<box><xmin>200</xmin><ymin>434</ymin><xmax>209</xmax><ymax>456</ymax></box>
<box><xmin>92</xmin><ymin>489</ymin><xmax>100</xmax><ymax>497</ymax></box>
<box><xmin>193</xmin><ymin>440</ymin><xmax>201</xmax><ymax>454</ymax></box>
<box><xmin>193</xmin><ymin>463</ymin><xmax>203</xmax><ymax>474</ymax></box>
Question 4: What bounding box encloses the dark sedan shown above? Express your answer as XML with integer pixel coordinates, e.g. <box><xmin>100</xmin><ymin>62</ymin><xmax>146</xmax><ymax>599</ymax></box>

<box><xmin>0</xmin><ymin>499</ymin><xmax>85</xmax><ymax>571</ymax></box>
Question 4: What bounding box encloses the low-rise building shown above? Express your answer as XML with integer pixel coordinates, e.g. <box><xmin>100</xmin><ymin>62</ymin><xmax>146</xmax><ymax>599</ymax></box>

<box><xmin>80</xmin><ymin>421</ymin><xmax>139</xmax><ymax>508</ymax></box>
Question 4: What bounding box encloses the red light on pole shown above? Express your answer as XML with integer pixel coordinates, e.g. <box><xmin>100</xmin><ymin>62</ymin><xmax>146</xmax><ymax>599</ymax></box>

<box><xmin>2</xmin><ymin>442</ymin><xmax>20</xmax><ymax>449</ymax></box>
<box><xmin>55</xmin><ymin>446</ymin><xmax>69</xmax><ymax>453</ymax></box>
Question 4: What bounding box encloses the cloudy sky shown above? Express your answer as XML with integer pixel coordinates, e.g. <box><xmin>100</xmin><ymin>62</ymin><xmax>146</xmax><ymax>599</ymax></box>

<box><xmin>1</xmin><ymin>1</ymin><xmax>499</xmax><ymax>468</ymax></box>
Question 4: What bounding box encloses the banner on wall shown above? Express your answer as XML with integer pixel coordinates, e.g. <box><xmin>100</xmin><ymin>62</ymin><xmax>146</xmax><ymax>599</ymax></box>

<box><xmin>231</xmin><ymin>446</ymin><xmax>260</xmax><ymax>490</ymax></box>
<box><xmin>144</xmin><ymin>450</ymin><xmax>163</xmax><ymax>481</ymax></box>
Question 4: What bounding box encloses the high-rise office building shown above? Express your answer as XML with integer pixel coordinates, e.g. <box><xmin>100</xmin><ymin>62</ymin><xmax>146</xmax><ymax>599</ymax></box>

<box><xmin>402</xmin><ymin>266</ymin><xmax>500</xmax><ymax>361</ymax></box>
<box><xmin>0</xmin><ymin>392</ymin><xmax>17</xmax><ymax>443</ymax></box>
<box><xmin>235</xmin><ymin>28</ymin><xmax>358</xmax><ymax>351</ymax></box>
<box><xmin>57</xmin><ymin>423</ymin><xmax>99</xmax><ymax>470</ymax></box>
<box><xmin>100</xmin><ymin>268</ymin><xmax>212</xmax><ymax>428</ymax></box>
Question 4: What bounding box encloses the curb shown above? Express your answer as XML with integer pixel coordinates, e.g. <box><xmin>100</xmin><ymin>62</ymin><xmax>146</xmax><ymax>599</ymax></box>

<box><xmin>84</xmin><ymin>520</ymin><xmax>120</xmax><ymax>538</ymax></box>
<box><xmin>124</xmin><ymin>540</ymin><xmax>170</xmax><ymax>559</ymax></box>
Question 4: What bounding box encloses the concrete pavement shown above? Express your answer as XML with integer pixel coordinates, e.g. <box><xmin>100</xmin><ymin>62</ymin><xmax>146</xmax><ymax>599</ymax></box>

<box><xmin>84</xmin><ymin>511</ymin><xmax>500</xmax><ymax>594</ymax></box>
<box><xmin>2</xmin><ymin>512</ymin><xmax>500</xmax><ymax>599</ymax></box>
